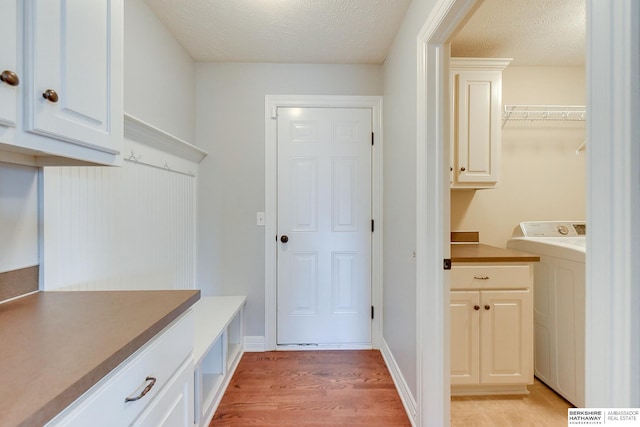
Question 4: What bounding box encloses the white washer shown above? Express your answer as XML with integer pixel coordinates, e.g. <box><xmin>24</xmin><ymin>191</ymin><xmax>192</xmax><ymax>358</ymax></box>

<box><xmin>507</xmin><ymin>221</ymin><xmax>585</xmax><ymax>407</ymax></box>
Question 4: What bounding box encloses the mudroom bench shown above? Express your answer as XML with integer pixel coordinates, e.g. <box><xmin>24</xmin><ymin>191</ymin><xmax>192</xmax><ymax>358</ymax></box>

<box><xmin>193</xmin><ymin>295</ymin><xmax>247</xmax><ymax>427</ymax></box>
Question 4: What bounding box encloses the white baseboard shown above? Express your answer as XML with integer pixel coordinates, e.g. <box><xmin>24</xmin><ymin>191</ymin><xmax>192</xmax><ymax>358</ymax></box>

<box><xmin>244</xmin><ymin>335</ymin><xmax>266</xmax><ymax>352</ymax></box>
<box><xmin>380</xmin><ymin>338</ymin><xmax>417</xmax><ymax>426</ymax></box>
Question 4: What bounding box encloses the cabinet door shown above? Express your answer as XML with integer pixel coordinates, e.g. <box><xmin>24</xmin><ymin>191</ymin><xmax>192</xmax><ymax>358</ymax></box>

<box><xmin>452</xmin><ymin>69</ymin><xmax>501</xmax><ymax>185</ymax></box>
<box><xmin>25</xmin><ymin>0</ymin><xmax>122</xmax><ymax>155</ymax></box>
<box><xmin>0</xmin><ymin>0</ymin><xmax>18</xmax><ymax>127</ymax></box>
<box><xmin>132</xmin><ymin>359</ymin><xmax>194</xmax><ymax>427</ymax></box>
<box><xmin>480</xmin><ymin>290</ymin><xmax>533</xmax><ymax>384</ymax></box>
<box><xmin>450</xmin><ymin>291</ymin><xmax>480</xmax><ymax>385</ymax></box>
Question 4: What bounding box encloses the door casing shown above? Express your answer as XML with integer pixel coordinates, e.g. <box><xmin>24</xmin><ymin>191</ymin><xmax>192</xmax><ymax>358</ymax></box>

<box><xmin>264</xmin><ymin>95</ymin><xmax>383</xmax><ymax>351</ymax></box>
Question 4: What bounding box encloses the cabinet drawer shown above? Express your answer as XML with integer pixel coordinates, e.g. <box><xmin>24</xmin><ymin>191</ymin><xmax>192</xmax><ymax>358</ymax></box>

<box><xmin>131</xmin><ymin>358</ymin><xmax>194</xmax><ymax>427</ymax></box>
<box><xmin>451</xmin><ymin>264</ymin><xmax>531</xmax><ymax>290</ymax></box>
<box><xmin>47</xmin><ymin>311</ymin><xmax>194</xmax><ymax>427</ymax></box>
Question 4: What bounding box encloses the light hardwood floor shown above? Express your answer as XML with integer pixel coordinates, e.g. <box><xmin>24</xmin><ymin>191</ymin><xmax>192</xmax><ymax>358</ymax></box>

<box><xmin>451</xmin><ymin>379</ymin><xmax>573</xmax><ymax>427</ymax></box>
<box><xmin>211</xmin><ymin>350</ymin><xmax>411</xmax><ymax>426</ymax></box>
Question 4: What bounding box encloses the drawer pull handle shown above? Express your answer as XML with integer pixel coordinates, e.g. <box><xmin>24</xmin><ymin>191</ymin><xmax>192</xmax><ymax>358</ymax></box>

<box><xmin>125</xmin><ymin>376</ymin><xmax>157</xmax><ymax>403</ymax></box>
<box><xmin>473</xmin><ymin>276</ymin><xmax>490</xmax><ymax>280</ymax></box>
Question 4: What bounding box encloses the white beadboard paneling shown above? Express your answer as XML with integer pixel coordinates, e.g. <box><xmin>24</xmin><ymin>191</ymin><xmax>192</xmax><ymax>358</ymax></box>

<box><xmin>42</xmin><ymin>162</ymin><xmax>197</xmax><ymax>291</ymax></box>
<box><xmin>0</xmin><ymin>164</ymin><xmax>39</xmax><ymax>273</ymax></box>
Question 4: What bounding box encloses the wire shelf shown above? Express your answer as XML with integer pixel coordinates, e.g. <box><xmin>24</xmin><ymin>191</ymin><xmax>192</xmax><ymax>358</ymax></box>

<box><xmin>503</xmin><ymin>105</ymin><xmax>586</xmax><ymax>122</ymax></box>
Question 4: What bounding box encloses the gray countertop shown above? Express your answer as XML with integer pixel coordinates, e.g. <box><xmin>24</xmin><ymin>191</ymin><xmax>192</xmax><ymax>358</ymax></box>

<box><xmin>0</xmin><ymin>290</ymin><xmax>200</xmax><ymax>427</ymax></box>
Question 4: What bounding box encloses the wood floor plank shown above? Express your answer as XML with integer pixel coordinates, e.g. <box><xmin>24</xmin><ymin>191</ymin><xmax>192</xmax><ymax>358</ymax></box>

<box><xmin>211</xmin><ymin>350</ymin><xmax>411</xmax><ymax>426</ymax></box>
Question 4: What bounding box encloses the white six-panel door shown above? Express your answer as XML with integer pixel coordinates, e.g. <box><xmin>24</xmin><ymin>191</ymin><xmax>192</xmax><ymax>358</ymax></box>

<box><xmin>277</xmin><ymin>107</ymin><xmax>372</xmax><ymax>346</ymax></box>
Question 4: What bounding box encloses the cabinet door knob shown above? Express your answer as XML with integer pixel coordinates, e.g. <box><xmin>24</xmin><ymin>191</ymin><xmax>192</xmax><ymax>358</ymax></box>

<box><xmin>0</xmin><ymin>70</ymin><xmax>19</xmax><ymax>86</ymax></box>
<box><xmin>280</xmin><ymin>235</ymin><xmax>289</xmax><ymax>243</ymax></box>
<box><xmin>42</xmin><ymin>89</ymin><xmax>59</xmax><ymax>103</ymax></box>
<box><xmin>473</xmin><ymin>305</ymin><xmax>480</xmax><ymax>311</ymax></box>
<box><xmin>484</xmin><ymin>304</ymin><xmax>491</xmax><ymax>310</ymax></box>
<box><xmin>460</xmin><ymin>167</ymin><xmax>466</xmax><ymax>172</ymax></box>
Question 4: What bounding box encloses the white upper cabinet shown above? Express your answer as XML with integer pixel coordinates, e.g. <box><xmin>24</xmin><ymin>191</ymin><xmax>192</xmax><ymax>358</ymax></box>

<box><xmin>0</xmin><ymin>0</ymin><xmax>123</xmax><ymax>166</ymax></box>
<box><xmin>0</xmin><ymin>0</ymin><xmax>18</xmax><ymax>127</ymax></box>
<box><xmin>450</xmin><ymin>58</ymin><xmax>511</xmax><ymax>189</ymax></box>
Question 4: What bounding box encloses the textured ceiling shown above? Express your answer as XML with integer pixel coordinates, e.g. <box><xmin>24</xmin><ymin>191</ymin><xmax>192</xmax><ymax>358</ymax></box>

<box><xmin>451</xmin><ymin>0</ymin><xmax>585</xmax><ymax>66</ymax></box>
<box><xmin>144</xmin><ymin>0</ymin><xmax>584</xmax><ymax>66</ymax></box>
<box><xmin>144</xmin><ymin>0</ymin><xmax>412</xmax><ymax>64</ymax></box>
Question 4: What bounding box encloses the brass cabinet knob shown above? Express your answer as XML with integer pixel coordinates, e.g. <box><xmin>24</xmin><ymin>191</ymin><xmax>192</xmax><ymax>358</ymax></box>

<box><xmin>473</xmin><ymin>305</ymin><xmax>480</xmax><ymax>311</ymax></box>
<box><xmin>460</xmin><ymin>167</ymin><xmax>466</xmax><ymax>172</ymax></box>
<box><xmin>484</xmin><ymin>304</ymin><xmax>491</xmax><ymax>310</ymax></box>
<box><xmin>42</xmin><ymin>89</ymin><xmax>59</xmax><ymax>103</ymax></box>
<box><xmin>0</xmin><ymin>70</ymin><xmax>19</xmax><ymax>86</ymax></box>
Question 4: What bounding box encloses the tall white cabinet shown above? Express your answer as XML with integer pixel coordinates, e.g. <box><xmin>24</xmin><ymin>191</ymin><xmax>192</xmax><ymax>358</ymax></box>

<box><xmin>450</xmin><ymin>58</ymin><xmax>511</xmax><ymax>189</ymax></box>
<box><xmin>0</xmin><ymin>0</ymin><xmax>123</xmax><ymax>166</ymax></box>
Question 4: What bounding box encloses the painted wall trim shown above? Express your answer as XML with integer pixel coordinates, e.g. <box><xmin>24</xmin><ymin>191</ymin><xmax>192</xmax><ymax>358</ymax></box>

<box><xmin>243</xmin><ymin>336</ymin><xmax>266</xmax><ymax>352</ymax></box>
<box><xmin>124</xmin><ymin>113</ymin><xmax>208</xmax><ymax>175</ymax></box>
<box><xmin>416</xmin><ymin>0</ymin><xmax>483</xmax><ymax>425</ymax></box>
<box><xmin>585</xmin><ymin>0</ymin><xmax>640</xmax><ymax>407</ymax></box>
<box><xmin>264</xmin><ymin>95</ymin><xmax>384</xmax><ymax>351</ymax></box>
<box><xmin>380</xmin><ymin>338</ymin><xmax>417</xmax><ymax>426</ymax></box>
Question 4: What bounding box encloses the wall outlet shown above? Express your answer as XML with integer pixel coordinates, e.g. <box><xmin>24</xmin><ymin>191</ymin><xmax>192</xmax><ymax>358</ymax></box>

<box><xmin>256</xmin><ymin>212</ymin><xmax>265</xmax><ymax>226</ymax></box>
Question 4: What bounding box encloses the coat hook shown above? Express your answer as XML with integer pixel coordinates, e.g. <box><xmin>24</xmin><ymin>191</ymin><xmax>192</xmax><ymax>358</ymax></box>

<box><xmin>127</xmin><ymin>150</ymin><xmax>141</xmax><ymax>162</ymax></box>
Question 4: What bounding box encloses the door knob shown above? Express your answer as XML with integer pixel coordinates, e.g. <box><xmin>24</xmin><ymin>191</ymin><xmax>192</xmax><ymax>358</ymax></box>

<box><xmin>280</xmin><ymin>235</ymin><xmax>289</xmax><ymax>243</ymax></box>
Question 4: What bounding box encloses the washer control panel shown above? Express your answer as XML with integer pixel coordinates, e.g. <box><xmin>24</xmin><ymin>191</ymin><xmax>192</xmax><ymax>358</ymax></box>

<box><xmin>514</xmin><ymin>221</ymin><xmax>586</xmax><ymax>237</ymax></box>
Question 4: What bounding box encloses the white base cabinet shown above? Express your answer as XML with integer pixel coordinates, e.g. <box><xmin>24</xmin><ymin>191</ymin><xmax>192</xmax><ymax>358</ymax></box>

<box><xmin>45</xmin><ymin>311</ymin><xmax>195</xmax><ymax>427</ymax></box>
<box><xmin>450</xmin><ymin>263</ymin><xmax>534</xmax><ymax>395</ymax></box>
<box><xmin>131</xmin><ymin>358</ymin><xmax>194</xmax><ymax>427</ymax></box>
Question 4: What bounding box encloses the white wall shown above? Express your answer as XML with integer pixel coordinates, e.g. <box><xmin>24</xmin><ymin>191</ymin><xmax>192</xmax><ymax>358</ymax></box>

<box><xmin>0</xmin><ymin>163</ymin><xmax>38</xmax><ymax>273</ymax></box>
<box><xmin>451</xmin><ymin>66</ymin><xmax>586</xmax><ymax>247</ymax></box>
<box><xmin>124</xmin><ymin>0</ymin><xmax>196</xmax><ymax>143</ymax></box>
<box><xmin>382</xmin><ymin>0</ymin><xmax>437</xmax><ymax>401</ymax></box>
<box><xmin>195</xmin><ymin>62</ymin><xmax>383</xmax><ymax>337</ymax></box>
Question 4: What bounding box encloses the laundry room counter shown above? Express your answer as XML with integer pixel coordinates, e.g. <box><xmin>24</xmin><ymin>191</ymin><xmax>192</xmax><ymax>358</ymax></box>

<box><xmin>451</xmin><ymin>243</ymin><xmax>540</xmax><ymax>263</ymax></box>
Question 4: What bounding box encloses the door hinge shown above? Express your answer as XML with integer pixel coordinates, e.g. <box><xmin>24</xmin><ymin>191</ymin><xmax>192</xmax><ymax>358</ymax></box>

<box><xmin>371</xmin><ymin>132</ymin><xmax>374</xmax><ymax>146</ymax></box>
<box><xmin>371</xmin><ymin>219</ymin><xmax>374</xmax><ymax>232</ymax></box>
<box><xmin>371</xmin><ymin>306</ymin><xmax>374</xmax><ymax>319</ymax></box>
<box><xmin>443</xmin><ymin>258</ymin><xmax>452</xmax><ymax>270</ymax></box>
